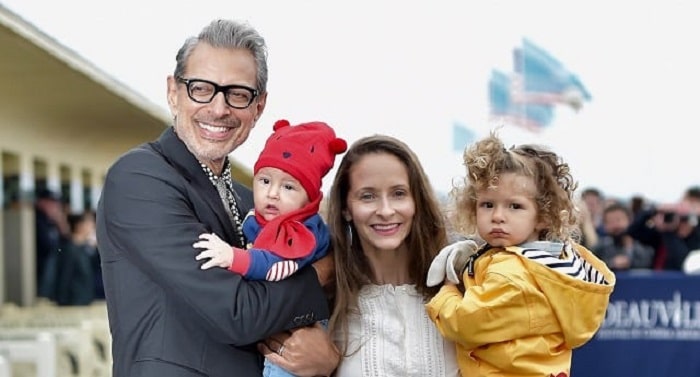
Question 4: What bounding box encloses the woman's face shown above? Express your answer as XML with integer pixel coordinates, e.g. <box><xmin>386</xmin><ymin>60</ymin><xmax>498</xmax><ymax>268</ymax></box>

<box><xmin>344</xmin><ymin>152</ymin><xmax>415</xmax><ymax>255</ymax></box>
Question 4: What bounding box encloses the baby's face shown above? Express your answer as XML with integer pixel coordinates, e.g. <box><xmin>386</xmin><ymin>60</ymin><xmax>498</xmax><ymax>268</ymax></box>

<box><xmin>253</xmin><ymin>167</ymin><xmax>310</xmax><ymax>221</ymax></box>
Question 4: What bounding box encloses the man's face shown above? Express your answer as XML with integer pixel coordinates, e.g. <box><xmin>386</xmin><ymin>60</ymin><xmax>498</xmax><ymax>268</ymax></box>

<box><xmin>167</xmin><ymin>43</ymin><xmax>267</xmax><ymax>173</ymax></box>
<box><xmin>603</xmin><ymin>209</ymin><xmax>629</xmax><ymax>237</ymax></box>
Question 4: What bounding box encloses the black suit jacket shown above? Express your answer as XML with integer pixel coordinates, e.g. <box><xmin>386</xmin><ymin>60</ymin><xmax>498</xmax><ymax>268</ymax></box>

<box><xmin>97</xmin><ymin>127</ymin><xmax>329</xmax><ymax>377</ymax></box>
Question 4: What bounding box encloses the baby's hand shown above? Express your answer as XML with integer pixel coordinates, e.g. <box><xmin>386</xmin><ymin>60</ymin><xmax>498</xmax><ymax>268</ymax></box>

<box><xmin>194</xmin><ymin>233</ymin><xmax>234</xmax><ymax>269</ymax></box>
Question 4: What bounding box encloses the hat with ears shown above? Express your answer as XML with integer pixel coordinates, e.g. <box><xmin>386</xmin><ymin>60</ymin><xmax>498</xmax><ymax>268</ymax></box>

<box><xmin>254</xmin><ymin>119</ymin><xmax>347</xmax><ymax>202</ymax></box>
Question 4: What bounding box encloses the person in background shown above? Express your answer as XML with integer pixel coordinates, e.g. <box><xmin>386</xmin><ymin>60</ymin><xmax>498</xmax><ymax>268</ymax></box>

<box><xmin>629</xmin><ymin>194</ymin><xmax>648</xmax><ymax>220</ymax></box>
<box><xmin>577</xmin><ymin>197</ymin><xmax>599</xmax><ymax>249</ymax></box>
<box><xmin>581</xmin><ymin>187</ymin><xmax>608</xmax><ymax>238</ymax></box>
<box><xmin>628</xmin><ymin>186</ymin><xmax>700</xmax><ymax>271</ymax></box>
<box><xmin>35</xmin><ymin>188</ymin><xmax>70</xmax><ymax>300</ymax></box>
<box><xmin>96</xmin><ymin>19</ymin><xmax>337</xmax><ymax>377</ymax></box>
<box><xmin>261</xmin><ymin>135</ymin><xmax>460</xmax><ymax>376</ymax></box>
<box><xmin>594</xmin><ymin>202</ymin><xmax>654</xmax><ymax>271</ymax></box>
<box><xmin>56</xmin><ymin>211</ymin><xmax>100</xmax><ymax>305</ymax></box>
<box><xmin>193</xmin><ymin>119</ymin><xmax>347</xmax><ymax>377</ymax></box>
<box><xmin>683</xmin><ymin>186</ymin><xmax>700</xmax><ymax>213</ymax></box>
<box><xmin>425</xmin><ymin>131</ymin><xmax>614</xmax><ymax>377</ymax></box>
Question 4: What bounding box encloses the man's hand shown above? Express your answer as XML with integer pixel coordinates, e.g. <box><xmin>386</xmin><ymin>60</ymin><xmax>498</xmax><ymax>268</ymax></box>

<box><xmin>426</xmin><ymin>239</ymin><xmax>480</xmax><ymax>286</ymax></box>
<box><xmin>193</xmin><ymin>233</ymin><xmax>234</xmax><ymax>269</ymax></box>
<box><xmin>312</xmin><ymin>253</ymin><xmax>335</xmax><ymax>288</ymax></box>
<box><xmin>259</xmin><ymin>322</ymin><xmax>339</xmax><ymax>377</ymax></box>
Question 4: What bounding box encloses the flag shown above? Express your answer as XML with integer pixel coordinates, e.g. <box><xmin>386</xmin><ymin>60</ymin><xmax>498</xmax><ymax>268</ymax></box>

<box><xmin>488</xmin><ymin>38</ymin><xmax>592</xmax><ymax>133</ymax></box>
<box><xmin>488</xmin><ymin>69</ymin><xmax>512</xmax><ymax>116</ymax></box>
<box><xmin>452</xmin><ymin>122</ymin><xmax>475</xmax><ymax>152</ymax></box>
<box><xmin>513</xmin><ymin>38</ymin><xmax>591</xmax><ymax>110</ymax></box>
<box><xmin>488</xmin><ymin>69</ymin><xmax>553</xmax><ymax>131</ymax></box>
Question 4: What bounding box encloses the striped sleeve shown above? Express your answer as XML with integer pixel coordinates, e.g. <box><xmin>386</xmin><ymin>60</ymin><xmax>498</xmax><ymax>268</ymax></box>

<box><xmin>521</xmin><ymin>245</ymin><xmax>608</xmax><ymax>285</ymax></box>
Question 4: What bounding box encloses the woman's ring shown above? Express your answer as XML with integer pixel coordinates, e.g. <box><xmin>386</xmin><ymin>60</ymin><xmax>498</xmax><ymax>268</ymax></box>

<box><xmin>277</xmin><ymin>344</ymin><xmax>286</xmax><ymax>356</ymax></box>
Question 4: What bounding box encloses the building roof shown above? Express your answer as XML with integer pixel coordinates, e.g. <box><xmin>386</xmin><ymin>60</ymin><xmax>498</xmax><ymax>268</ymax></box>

<box><xmin>0</xmin><ymin>4</ymin><xmax>169</xmax><ymax>140</ymax></box>
<box><xmin>0</xmin><ymin>4</ymin><xmax>252</xmax><ymax>183</ymax></box>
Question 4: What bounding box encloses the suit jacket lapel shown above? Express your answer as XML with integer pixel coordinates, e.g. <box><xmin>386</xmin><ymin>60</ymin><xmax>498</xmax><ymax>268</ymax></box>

<box><xmin>151</xmin><ymin>127</ymin><xmax>238</xmax><ymax>242</ymax></box>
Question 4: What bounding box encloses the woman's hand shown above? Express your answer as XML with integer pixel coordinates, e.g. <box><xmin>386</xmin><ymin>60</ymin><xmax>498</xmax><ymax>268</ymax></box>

<box><xmin>258</xmin><ymin>322</ymin><xmax>339</xmax><ymax>377</ymax></box>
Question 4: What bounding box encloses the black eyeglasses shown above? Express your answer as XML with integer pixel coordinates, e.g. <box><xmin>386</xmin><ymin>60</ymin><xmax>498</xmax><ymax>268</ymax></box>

<box><xmin>176</xmin><ymin>76</ymin><xmax>258</xmax><ymax>109</ymax></box>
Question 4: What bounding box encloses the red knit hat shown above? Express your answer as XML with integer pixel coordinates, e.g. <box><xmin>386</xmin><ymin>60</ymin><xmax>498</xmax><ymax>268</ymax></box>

<box><xmin>254</xmin><ymin>119</ymin><xmax>347</xmax><ymax>202</ymax></box>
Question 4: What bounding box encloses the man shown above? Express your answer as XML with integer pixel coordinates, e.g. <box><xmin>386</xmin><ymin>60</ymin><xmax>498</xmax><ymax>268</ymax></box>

<box><xmin>594</xmin><ymin>202</ymin><xmax>654</xmax><ymax>270</ymax></box>
<box><xmin>97</xmin><ymin>19</ymin><xmax>336</xmax><ymax>377</ymax></box>
<box><xmin>628</xmin><ymin>186</ymin><xmax>700</xmax><ymax>270</ymax></box>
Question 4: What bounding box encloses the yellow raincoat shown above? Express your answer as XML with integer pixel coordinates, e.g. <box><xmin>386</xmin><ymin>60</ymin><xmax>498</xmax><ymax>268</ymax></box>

<box><xmin>426</xmin><ymin>242</ymin><xmax>615</xmax><ymax>377</ymax></box>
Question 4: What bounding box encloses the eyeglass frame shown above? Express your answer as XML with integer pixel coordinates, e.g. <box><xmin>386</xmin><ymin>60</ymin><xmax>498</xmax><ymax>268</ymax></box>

<box><xmin>175</xmin><ymin>76</ymin><xmax>259</xmax><ymax>109</ymax></box>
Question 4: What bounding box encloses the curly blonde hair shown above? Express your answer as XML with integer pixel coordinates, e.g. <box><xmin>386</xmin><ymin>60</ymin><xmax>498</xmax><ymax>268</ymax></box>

<box><xmin>450</xmin><ymin>131</ymin><xmax>580</xmax><ymax>243</ymax></box>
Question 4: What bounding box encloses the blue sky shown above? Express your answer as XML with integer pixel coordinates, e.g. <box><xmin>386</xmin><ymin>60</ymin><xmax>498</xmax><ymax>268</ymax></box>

<box><xmin>3</xmin><ymin>1</ymin><xmax>698</xmax><ymax>204</ymax></box>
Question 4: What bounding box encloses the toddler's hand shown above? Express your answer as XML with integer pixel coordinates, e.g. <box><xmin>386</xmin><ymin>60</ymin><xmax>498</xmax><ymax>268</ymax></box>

<box><xmin>426</xmin><ymin>239</ymin><xmax>480</xmax><ymax>286</ymax></box>
<box><xmin>194</xmin><ymin>233</ymin><xmax>234</xmax><ymax>269</ymax></box>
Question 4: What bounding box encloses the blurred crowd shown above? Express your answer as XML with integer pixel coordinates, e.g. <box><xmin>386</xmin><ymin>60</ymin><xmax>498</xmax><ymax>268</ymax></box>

<box><xmin>32</xmin><ymin>183</ymin><xmax>700</xmax><ymax>307</ymax></box>
<box><xmin>34</xmin><ymin>189</ymin><xmax>104</xmax><ymax>306</ymax></box>
<box><xmin>578</xmin><ymin>185</ymin><xmax>700</xmax><ymax>273</ymax></box>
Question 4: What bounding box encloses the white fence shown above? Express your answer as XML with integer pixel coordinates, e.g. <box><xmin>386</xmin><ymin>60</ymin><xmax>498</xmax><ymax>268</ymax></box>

<box><xmin>0</xmin><ymin>301</ymin><xmax>111</xmax><ymax>377</ymax></box>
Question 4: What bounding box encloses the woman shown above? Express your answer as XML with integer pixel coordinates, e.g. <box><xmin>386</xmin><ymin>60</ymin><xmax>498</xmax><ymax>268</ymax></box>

<box><xmin>327</xmin><ymin>135</ymin><xmax>459</xmax><ymax>376</ymax></box>
<box><xmin>261</xmin><ymin>135</ymin><xmax>459</xmax><ymax>376</ymax></box>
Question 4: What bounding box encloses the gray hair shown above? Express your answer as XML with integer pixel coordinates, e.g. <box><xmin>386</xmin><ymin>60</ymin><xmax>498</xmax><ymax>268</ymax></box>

<box><xmin>174</xmin><ymin>19</ymin><xmax>269</xmax><ymax>94</ymax></box>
